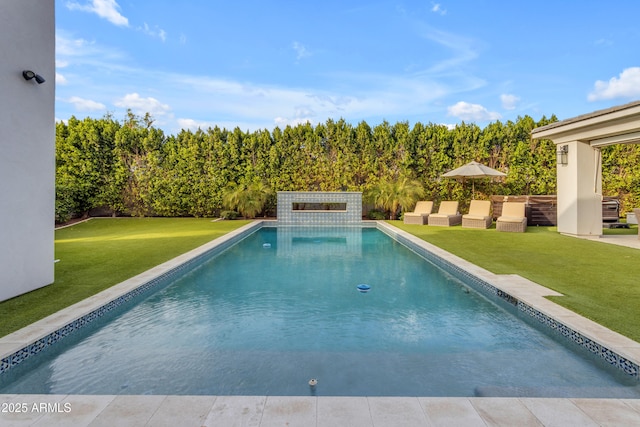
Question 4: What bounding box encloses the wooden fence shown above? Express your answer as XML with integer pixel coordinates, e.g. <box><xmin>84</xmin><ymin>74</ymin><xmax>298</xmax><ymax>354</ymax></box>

<box><xmin>490</xmin><ymin>195</ymin><xmax>620</xmax><ymax>226</ymax></box>
<box><xmin>490</xmin><ymin>195</ymin><xmax>557</xmax><ymax>226</ymax></box>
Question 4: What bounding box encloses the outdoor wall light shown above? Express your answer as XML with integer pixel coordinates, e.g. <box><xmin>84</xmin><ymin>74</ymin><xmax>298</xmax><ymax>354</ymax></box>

<box><xmin>22</xmin><ymin>70</ymin><xmax>45</xmax><ymax>84</ymax></box>
<box><xmin>557</xmin><ymin>144</ymin><xmax>569</xmax><ymax>165</ymax></box>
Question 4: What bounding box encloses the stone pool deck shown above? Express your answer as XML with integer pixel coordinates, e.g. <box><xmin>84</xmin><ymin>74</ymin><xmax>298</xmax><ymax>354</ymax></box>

<box><xmin>2</xmin><ymin>221</ymin><xmax>640</xmax><ymax>426</ymax></box>
<box><xmin>1</xmin><ymin>394</ymin><xmax>640</xmax><ymax>426</ymax></box>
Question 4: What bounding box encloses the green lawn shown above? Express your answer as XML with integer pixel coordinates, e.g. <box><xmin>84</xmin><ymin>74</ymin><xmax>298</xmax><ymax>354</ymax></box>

<box><xmin>390</xmin><ymin>221</ymin><xmax>640</xmax><ymax>342</ymax></box>
<box><xmin>0</xmin><ymin>218</ymin><xmax>251</xmax><ymax>337</ymax></box>
<box><xmin>2</xmin><ymin>218</ymin><xmax>639</xmax><ymax>344</ymax></box>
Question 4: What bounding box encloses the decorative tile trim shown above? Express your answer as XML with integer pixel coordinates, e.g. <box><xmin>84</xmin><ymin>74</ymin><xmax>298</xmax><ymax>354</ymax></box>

<box><xmin>0</xmin><ymin>222</ymin><xmax>263</xmax><ymax>376</ymax></box>
<box><xmin>517</xmin><ymin>301</ymin><xmax>639</xmax><ymax>378</ymax></box>
<box><xmin>377</xmin><ymin>222</ymin><xmax>640</xmax><ymax>381</ymax></box>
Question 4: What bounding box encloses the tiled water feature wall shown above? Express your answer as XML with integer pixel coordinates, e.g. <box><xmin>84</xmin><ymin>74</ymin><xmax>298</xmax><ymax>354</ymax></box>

<box><xmin>276</xmin><ymin>191</ymin><xmax>362</xmax><ymax>224</ymax></box>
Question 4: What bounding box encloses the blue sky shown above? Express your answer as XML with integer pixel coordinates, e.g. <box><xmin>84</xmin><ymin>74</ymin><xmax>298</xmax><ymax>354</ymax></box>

<box><xmin>55</xmin><ymin>0</ymin><xmax>640</xmax><ymax>134</ymax></box>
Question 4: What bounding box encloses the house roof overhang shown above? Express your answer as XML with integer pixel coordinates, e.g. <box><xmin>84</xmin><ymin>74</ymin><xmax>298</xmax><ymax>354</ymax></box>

<box><xmin>531</xmin><ymin>101</ymin><xmax>640</xmax><ymax>147</ymax></box>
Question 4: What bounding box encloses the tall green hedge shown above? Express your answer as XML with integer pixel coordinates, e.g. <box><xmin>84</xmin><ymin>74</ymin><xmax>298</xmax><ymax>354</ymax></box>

<box><xmin>54</xmin><ymin>111</ymin><xmax>640</xmax><ymax>222</ymax></box>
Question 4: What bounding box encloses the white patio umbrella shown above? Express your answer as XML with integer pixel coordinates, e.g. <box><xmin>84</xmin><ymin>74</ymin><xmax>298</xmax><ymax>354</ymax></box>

<box><xmin>442</xmin><ymin>161</ymin><xmax>506</xmax><ymax>198</ymax></box>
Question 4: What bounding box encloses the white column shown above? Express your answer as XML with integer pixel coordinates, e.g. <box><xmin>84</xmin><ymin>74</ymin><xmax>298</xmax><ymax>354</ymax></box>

<box><xmin>556</xmin><ymin>141</ymin><xmax>602</xmax><ymax>236</ymax></box>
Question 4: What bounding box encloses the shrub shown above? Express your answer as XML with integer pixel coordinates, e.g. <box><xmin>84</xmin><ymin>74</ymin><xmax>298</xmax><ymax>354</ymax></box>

<box><xmin>367</xmin><ymin>209</ymin><xmax>386</xmax><ymax>220</ymax></box>
<box><xmin>55</xmin><ymin>185</ymin><xmax>76</xmax><ymax>223</ymax></box>
<box><xmin>222</xmin><ymin>182</ymin><xmax>271</xmax><ymax>219</ymax></box>
<box><xmin>220</xmin><ymin>210</ymin><xmax>239</xmax><ymax>220</ymax></box>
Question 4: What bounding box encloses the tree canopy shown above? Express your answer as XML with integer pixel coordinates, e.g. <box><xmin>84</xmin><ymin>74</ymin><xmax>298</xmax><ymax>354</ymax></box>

<box><xmin>54</xmin><ymin>112</ymin><xmax>640</xmax><ymax>222</ymax></box>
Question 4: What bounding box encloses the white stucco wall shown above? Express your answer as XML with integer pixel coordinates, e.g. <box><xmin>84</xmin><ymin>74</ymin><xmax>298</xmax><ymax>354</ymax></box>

<box><xmin>556</xmin><ymin>141</ymin><xmax>602</xmax><ymax>236</ymax></box>
<box><xmin>0</xmin><ymin>2</ymin><xmax>55</xmax><ymax>301</ymax></box>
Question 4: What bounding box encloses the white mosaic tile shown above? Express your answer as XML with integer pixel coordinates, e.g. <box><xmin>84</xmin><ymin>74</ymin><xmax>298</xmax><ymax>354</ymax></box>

<box><xmin>277</xmin><ymin>191</ymin><xmax>362</xmax><ymax>224</ymax></box>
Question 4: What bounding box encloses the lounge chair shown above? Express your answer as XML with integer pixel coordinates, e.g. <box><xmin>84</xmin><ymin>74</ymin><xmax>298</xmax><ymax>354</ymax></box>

<box><xmin>634</xmin><ymin>208</ymin><xmax>640</xmax><ymax>240</ymax></box>
<box><xmin>496</xmin><ymin>202</ymin><xmax>527</xmax><ymax>232</ymax></box>
<box><xmin>403</xmin><ymin>201</ymin><xmax>433</xmax><ymax>225</ymax></box>
<box><xmin>462</xmin><ymin>200</ymin><xmax>492</xmax><ymax>229</ymax></box>
<box><xmin>428</xmin><ymin>201</ymin><xmax>462</xmax><ymax>226</ymax></box>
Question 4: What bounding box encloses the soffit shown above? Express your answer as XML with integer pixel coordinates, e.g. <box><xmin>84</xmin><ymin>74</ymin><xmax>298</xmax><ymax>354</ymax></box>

<box><xmin>531</xmin><ymin>101</ymin><xmax>640</xmax><ymax>144</ymax></box>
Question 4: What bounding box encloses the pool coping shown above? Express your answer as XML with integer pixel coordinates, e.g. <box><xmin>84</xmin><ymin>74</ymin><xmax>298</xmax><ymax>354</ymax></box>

<box><xmin>2</xmin><ymin>394</ymin><xmax>640</xmax><ymax>426</ymax></box>
<box><xmin>1</xmin><ymin>220</ymin><xmax>639</xmax><ymax>382</ymax></box>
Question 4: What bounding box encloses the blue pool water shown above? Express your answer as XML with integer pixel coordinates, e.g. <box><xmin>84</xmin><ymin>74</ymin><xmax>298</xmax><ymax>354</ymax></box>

<box><xmin>1</xmin><ymin>226</ymin><xmax>639</xmax><ymax>397</ymax></box>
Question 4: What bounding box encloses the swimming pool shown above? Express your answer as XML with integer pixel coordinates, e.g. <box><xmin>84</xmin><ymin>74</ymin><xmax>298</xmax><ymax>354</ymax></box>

<box><xmin>1</xmin><ymin>224</ymin><xmax>639</xmax><ymax>397</ymax></box>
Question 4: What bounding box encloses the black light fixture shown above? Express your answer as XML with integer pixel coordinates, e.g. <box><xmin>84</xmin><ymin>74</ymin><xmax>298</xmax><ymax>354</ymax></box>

<box><xmin>557</xmin><ymin>144</ymin><xmax>568</xmax><ymax>166</ymax></box>
<box><xmin>22</xmin><ymin>70</ymin><xmax>45</xmax><ymax>84</ymax></box>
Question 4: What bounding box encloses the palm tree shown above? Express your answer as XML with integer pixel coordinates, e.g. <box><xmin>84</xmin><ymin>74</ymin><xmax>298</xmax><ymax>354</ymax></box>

<box><xmin>366</xmin><ymin>177</ymin><xmax>425</xmax><ymax>220</ymax></box>
<box><xmin>222</xmin><ymin>181</ymin><xmax>271</xmax><ymax>219</ymax></box>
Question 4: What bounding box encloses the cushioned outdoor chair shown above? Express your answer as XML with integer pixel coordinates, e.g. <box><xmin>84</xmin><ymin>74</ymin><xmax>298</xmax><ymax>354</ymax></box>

<box><xmin>634</xmin><ymin>208</ymin><xmax>640</xmax><ymax>240</ymax></box>
<box><xmin>403</xmin><ymin>201</ymin><xmax>433</xmax><ymax>225</ymax></box>
<box><xmin>428</xmin><ymin>201</ymin><xmax>462</xmax><ymax>226</ymax></box>
<box><xmin>496</xmin><ymin>202</ymin><xmax>527</xmax><ymax>232</ymax></box>
<box><xmin>462</xmin><ymin>200</ymin><xmax>493</xmax><ymax>229</ymax></box>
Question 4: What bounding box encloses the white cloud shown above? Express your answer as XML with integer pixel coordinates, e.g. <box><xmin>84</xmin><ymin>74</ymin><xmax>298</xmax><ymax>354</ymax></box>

<box><xmin>177</xmin><ymin>118</ymin><xmax>214</xmax><ymax>131</ymax></box>
<box><xmin>114</xmin><ymin>93</ymin><xmax>172</xmax><ymax>118</ymax></box>
<box><xmin>56</xmin><ymin>58</ymin><xmax>69</xmax><ymax>85</ymax></box>
<box><xmin>274</xmin><ymin>106</ymin><xmax>317</xmax><ymax>127</ymax></box>
<box><xmin>292</xmin><ymin>42</ymin><xmax>311</xmax><ymax>60</ymax></box>
<box><xmin>56</xmin><ymin>33</ymin><xmax>93</xmax><ymax>57</ymax></box>
<box><xmin>594</xmin><ymin>38</ymin><xmax>613</xmax><ymax>47</ymax></box>
<box><xmin>139</xmin><ymin>23</ymin><xmax>167</xmax><ymax>42</ymax></box>
<box><xmin>56</xmin><ymin>31</ymin><xmax>128</xmax><ymax>70</ymax></box>
<box><xmin>66</xmin><ymin>0</ymin><xmax>129</xmax><ymax>27</ymax></box>
<box><xmin>431</xmin><ymin>2</ymin><xmax>447</xmax><ymax>15</ymax></box>
<box><xmin>171</xmin><ymin>69</ymin><xmax>450</xmax><ymax>130</ymax></box>
<box><xmin>588</xmin><ymin>67</ymin><xmax>640</xmax><ymax>101</ymax></box>
<box><xmin>68</xmin><ymin>96</ymin><xmax>106</xmax><ymax>111</ymax></box>
<box><xmin>65</xmin><ymin>3</ymin><xmax>166</xmax><ymax>42</ymax></box>
<box><xmin>56</xmin><ymin>73</ymin><xmax>68</xmax><ymax>85</ymax></box>
<box><xmin>54</xmin><ymin>54</ymin><xmax>460</xmax><ymax>132</ymax></box>
<box><xmin>274</xmin><ymin>117</ymin><xmax>313</xmax><ymax>128</ymax></box>
<box><xmin>500</xmin><ymin>93</ymin><xmax>520</xmax><ymax>110</ymax></box>
<box><xmin>420</xmin><ymin>27</ymin><xmax>481</xmax><ymax>74</ymax></box>
<box><xmin>447</xmin><ymin>101</ymin><xmax>501</xmax><ymax>122</ymax></box>
<box><xmin>54</xmin><ymin>24</ymin><xmax>481</xmax><ymax>133</ymax></box>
